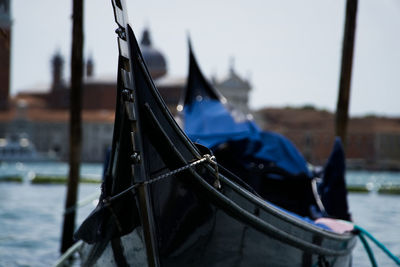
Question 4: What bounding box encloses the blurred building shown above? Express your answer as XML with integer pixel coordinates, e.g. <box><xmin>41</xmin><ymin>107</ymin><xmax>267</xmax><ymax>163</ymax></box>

<box><xmin>213</xmin><ymin>61</ymin><xmax>251</xmax><ymax>114</ymax></box>
<box><xmin>0</xmin><ymin>27</ymin><xmax>252</xmax><ymax>162</ymax></box>
<box><xmin>256</xmin><ymin>107</ymin><xmax>400</xmax><ymax>170</ymax></box>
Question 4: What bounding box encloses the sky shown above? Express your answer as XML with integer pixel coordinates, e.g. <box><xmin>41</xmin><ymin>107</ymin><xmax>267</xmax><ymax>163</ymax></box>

<box><xmin>10</xmin><ymin>0</ymin><xmax>400</xmax><ymax>117</ymax></box>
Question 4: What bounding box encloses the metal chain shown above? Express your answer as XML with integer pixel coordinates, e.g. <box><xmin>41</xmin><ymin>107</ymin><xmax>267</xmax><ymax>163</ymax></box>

<box><xmin>143</xmin><ymin>154</ymin><xmax>216</xmax><ymax>187</ymax></box>
<box><xmin>104</xmin><ymin>154</ymin><xmax>216</xmax><ymax>204</ymax></box>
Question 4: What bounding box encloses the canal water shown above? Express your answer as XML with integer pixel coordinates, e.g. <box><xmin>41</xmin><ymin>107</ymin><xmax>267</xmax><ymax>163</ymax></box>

<box><xmin>0</xmin><ymin>162</ymin><xmax>399</xmax><ymax>266</ymax></box>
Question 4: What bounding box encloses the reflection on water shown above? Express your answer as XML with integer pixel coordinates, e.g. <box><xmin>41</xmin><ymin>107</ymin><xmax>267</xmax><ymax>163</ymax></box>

<box><xmin>347</xmin><ymin>170</ymin><xmax>400</xmax><ymax>188</ymax></box>
<box><xmin>0</xmin><ymin>162</ymin><xmax>103</xmax><ymax>181</ymax></box>
<box><xmin>0</xmin><ymin>163</ymin><xmax>399</xmax><ymax>266</ymax></box>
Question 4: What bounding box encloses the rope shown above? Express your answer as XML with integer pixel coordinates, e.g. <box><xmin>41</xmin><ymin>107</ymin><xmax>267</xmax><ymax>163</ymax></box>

<box><xmin>357</xmin><ymin>230</ymin><xmax>378</xmax><ymax>267</ymax></box>
<box><xmin>354</xmin><ymin>224</ymin><xmax>400</xmax><ymax>266</ymax></box>
<box><xmin>311</xmin><ymin>178</ymin><xmax>326</xmax><ymax>214</ymax></box>
<box><xmin>64</xmin><ymin>191</ymin><xmax>101</xmax><ymax>215</ymax></box>
<box><xmin>53</xmin><ymin>240</ymin><xmax>83</xmax><ymax>267</ymax></box>
<box><xmin>103</xmin><ymin>154</ymin><xmax>216</xmax><ymax>205</ymax></box>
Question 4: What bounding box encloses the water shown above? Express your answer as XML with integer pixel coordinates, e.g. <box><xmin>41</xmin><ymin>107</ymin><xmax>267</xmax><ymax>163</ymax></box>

<box><xmin>350</xmin><ymin>193</ymin><xmax>400</xmax><ymax>266</ymax></box>
<box><xmin>0</xmin><ymin>183</ymin><xmax>98</xmax><ymax>267</ymax></box>
<box><xmin>0</xmin><ymin>161</ymin><xmax>103</xmax><ymax>181</ymax></box>
<box><xmin>347</xmin><ymin>170</ymin><xmax>400</xmax><ymax>189</ymax></box>
<box><xmin>0</xmin><ymin>162</ymin><xmax>101</xmax><ymax>267</ymax></box>
<box><xmin>0</xmin><ymin>163</ymin><xmax>399</xmax><ymax>266</ymax></box>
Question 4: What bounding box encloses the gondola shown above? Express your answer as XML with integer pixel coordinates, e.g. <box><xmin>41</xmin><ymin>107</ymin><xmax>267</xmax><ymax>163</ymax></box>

<box><xmin>179</xmin><ymin>41</ymin><xmax>351</xmax><ymax>221</ymax></box>
<box><xmin>75</xmin><ymin>1</ymin><xmax>356</xmax><ymax>266</ymax></box>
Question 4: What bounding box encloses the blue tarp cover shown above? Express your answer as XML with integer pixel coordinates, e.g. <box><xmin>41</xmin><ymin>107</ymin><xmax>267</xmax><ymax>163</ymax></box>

<box><xmin>184</xmin><ymin>99</ymin><xmax>311</xmax><ymax>177</ymax></box>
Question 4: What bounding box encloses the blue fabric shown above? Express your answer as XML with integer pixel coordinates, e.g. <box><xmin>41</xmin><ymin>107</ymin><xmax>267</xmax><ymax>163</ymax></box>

<box><xmin>184</xmin><ymin>99</ymin><xmax>260</xmax><ymax>147</ymax></box>
<box><xmin>268</xmin><ymin>201</ymin><xmax>332</xmax><ymax>231</ymax></box>
<box><xmin>255</xmin><ymin>131</ymin><xmax>310</xmax><ymax>176</ymax></box>
<box><xmin>184</xmin><ymin>99</ymin><xmax>311</xmax><ymax>177</ymax></box>
<box><xmin>319</xmin><ymin>137</ymin><xmax>351</xmax><ymax>220</ymax></box>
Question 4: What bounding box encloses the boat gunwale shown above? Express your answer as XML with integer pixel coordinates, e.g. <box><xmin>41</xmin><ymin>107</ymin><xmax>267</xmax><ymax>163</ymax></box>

<box><xmin>217</xmin><ymin>170</ymin><xmax>354</xmax><ymax>240</ymax></box>
<box><xmin>190</xmin><ymin>168</ymin><xmax>356</xmax><ymax>256</ymax></box>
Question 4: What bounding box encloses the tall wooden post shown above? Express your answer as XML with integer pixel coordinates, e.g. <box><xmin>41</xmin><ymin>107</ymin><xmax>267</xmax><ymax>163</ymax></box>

<box><xmin>335</xmin><ymin>0</ymin><xmax>358</xmax><ymax>149</ymax></box>
<box><xmin>61</xmin><ymin>0</ymin><xmax>84</xmax><ymax>253</ymax></box>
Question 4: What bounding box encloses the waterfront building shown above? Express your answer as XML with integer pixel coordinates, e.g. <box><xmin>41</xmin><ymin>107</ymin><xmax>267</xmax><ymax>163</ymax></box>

<box><xmin>256</xmin><ymin>107</ymin><xmax>400</xmax><ymax>170</ymax></box>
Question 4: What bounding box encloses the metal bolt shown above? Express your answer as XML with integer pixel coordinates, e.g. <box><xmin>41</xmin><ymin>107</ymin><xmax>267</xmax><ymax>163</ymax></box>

<box><xmin>131</xmin><ymin>152</ymin><xmax>141</xmax><ymax>164</ymax></box>
<box><xmin>122</xmin><ymin>89</ymin><xmax>130</xmax><ymax>100</ymax></box>
<box><xmin>115</xmin><ymin>27</ymin><xmax>126</xmax><ymax>39</ymax></box>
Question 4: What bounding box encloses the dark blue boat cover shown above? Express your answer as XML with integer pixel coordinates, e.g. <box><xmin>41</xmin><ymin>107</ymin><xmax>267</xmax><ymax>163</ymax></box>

<box><xmin>184</xmin><ymin>99</ymin><xmax>311</xmax><ymax>177</ymax></box>
<box><xmin>319</xmin><ymin>137</ymin><xmax>351</xmax><ymax>221</ymax></box>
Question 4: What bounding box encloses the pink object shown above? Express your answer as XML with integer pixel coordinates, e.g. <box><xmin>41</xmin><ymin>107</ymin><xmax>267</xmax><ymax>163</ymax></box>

<box><xmin>315</xmin><ymin>218</ymin><xmax>354</xmax><ymax>234</ymax></box>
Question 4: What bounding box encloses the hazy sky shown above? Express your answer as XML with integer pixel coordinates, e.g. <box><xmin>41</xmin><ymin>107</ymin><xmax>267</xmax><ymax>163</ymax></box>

<box><xmin>10</xmin><ymin>0</ymin><xmax>400</xmax><ymax>116</ymax></box>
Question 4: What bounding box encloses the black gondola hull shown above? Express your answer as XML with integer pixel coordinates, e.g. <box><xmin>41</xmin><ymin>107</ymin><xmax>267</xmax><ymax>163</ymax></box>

<box><xmin>76</xmin><ymin>1</ymin><xmax>356</xmax><ymax>266</ymax></box>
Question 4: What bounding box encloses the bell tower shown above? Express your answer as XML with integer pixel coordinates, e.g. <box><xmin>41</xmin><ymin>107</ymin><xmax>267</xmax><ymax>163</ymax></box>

<box><xmin>0</xmin><ymin>0</ymin><xmax>11</xmax><ymax>110</ymax></box>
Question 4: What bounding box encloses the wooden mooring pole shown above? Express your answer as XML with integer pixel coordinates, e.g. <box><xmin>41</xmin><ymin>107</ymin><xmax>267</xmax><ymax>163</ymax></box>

<box><xmin>335</xmin><ymin>0</ymin><xmax>358</xmax><ymax>149</ymax></box>
<box><xmin>61</xmin><ymin>0</ymin><xmax>84</xmax><ymax>253</ymax></box>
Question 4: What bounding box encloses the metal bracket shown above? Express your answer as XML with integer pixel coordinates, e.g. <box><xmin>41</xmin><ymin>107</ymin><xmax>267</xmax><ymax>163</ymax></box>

<box><xmin>124</xmin><ymin>101</ymin><xmax>137</xmax><ymax>122</ymax></box>
<box><xmin>131</xmin><ymin>151</ymin><xmax>141</xmax><ymax>164</ymax></box>
<box><xmin>115</xmin><ymin>26</ymin><xmax>126</xmax><ymax>40</ymax></box>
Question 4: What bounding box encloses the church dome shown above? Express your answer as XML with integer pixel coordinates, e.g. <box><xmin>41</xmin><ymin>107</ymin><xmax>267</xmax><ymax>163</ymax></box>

<box><xmin>140</xmin><ymin>28</ymin><xmax>167</xmax><ymax>79</ymax></box>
